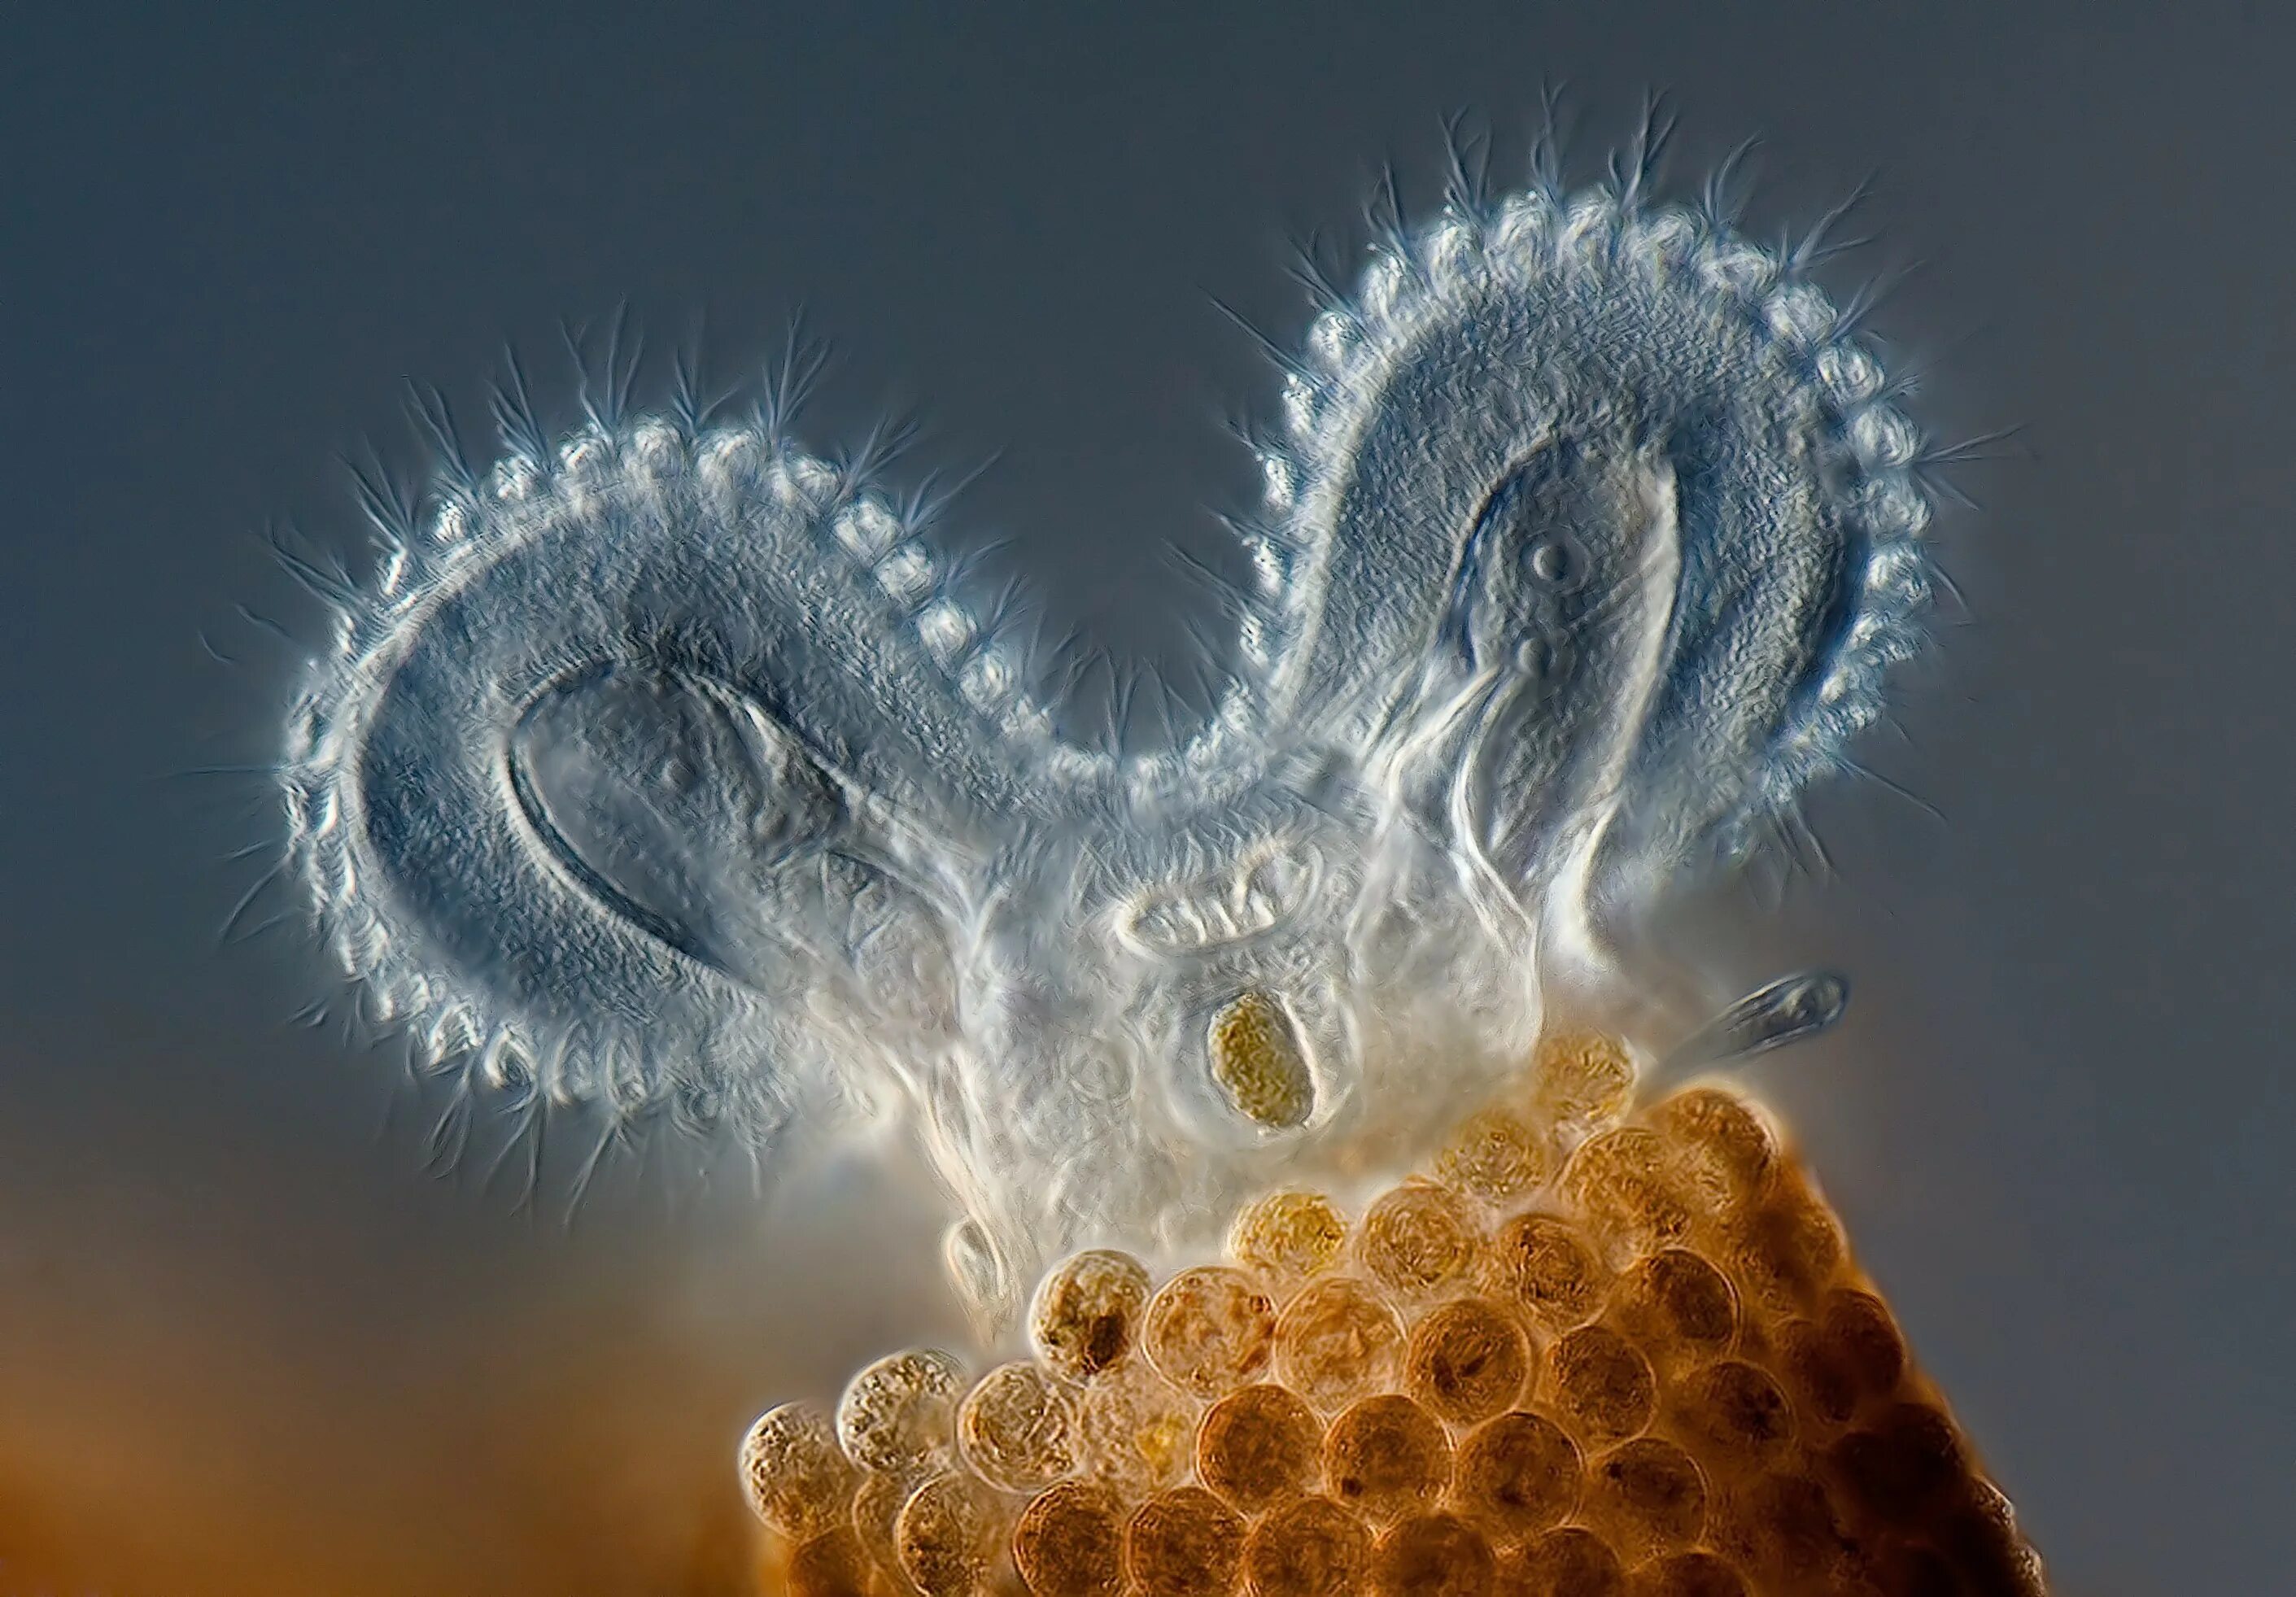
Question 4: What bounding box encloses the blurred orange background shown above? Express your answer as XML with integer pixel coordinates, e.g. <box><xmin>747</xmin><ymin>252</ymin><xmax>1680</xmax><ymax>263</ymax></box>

<box><xmin>0</xmin><ymin>1050</ymin><xmax>968</xmax><ymax>1597</ymax></box>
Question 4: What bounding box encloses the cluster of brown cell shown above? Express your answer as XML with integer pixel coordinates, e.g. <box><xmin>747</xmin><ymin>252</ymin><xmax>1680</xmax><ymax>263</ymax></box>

<box><xmin>740</xmin><ymin>1033</ymin><xmax>2045</xmax><ymax>1596</ymax></box>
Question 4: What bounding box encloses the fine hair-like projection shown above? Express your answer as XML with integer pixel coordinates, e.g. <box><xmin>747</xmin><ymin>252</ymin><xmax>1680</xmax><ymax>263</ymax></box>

<box><xmin>279</xmin><ymin>126</ymin><xmax>1937</xmax><ymax>1327</ymax></box>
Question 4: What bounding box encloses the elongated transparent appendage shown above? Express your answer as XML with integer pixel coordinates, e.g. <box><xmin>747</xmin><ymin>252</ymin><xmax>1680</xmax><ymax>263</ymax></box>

<box><xmin>1645</xmin><ymin>968</ymin><xmax>1853</xmax><ymax>1094</ymax></box>
<box><xmin>279</xmin><ymin>164</ymin><xmax>1937</xmax><ymax>1323</ymax></box>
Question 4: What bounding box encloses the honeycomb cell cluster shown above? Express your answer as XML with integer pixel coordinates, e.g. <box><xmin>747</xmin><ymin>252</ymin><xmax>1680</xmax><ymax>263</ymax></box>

<box><xmin>742</xmin><ymin>1034</ymin><xmax>2045</xmax><ymax>1596</ymax></box>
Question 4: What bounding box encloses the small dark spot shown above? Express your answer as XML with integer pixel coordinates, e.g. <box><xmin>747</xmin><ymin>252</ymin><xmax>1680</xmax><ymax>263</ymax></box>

<box><xmin>1084</xmin><ymin>1313</ymin><xmax>1127</xmax><ymax>1375</ymax></box>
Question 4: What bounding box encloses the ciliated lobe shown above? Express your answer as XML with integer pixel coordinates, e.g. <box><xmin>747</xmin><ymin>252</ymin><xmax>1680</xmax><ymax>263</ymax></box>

<box><xmin>280</xmin><ymin>153</ymin><xmax>1940</xmax><ymax>1324</ymax></box>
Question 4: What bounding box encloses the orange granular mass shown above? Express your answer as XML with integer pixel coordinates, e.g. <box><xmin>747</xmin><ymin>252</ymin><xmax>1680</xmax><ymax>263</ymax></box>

<box><xmin>747</xmin><ymin>1065</ymin><xmax>2047</xmax><ymax>1597</ymax></box>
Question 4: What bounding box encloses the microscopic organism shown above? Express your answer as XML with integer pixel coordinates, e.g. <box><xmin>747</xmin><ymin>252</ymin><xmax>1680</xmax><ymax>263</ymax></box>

<box><xmin>270</xmin><ymin>114</ymin><xmax>2041</xmax><ymax>1593</ymax></box>
<box><xmin>282</xmin><ymin>128</ymin><xmax>1929</xmax><ymax>1319</ymax></box>
<box><xmin>1657</xmin><ymin>971</ymin><xmax>1851</xmax><ymax>1086</ymax></box>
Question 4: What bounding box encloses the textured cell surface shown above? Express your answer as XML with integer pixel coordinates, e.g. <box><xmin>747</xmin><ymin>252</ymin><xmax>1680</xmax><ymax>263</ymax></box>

<box><xmin>1667</xmin><ymin>1362</ymin><xmax>1795</xmax><ymax>1479</ymax></box>
<box><xmin>1244</xmin><ymin>1496</ymin><xmax>1373</xmax><ymax>1597</ymax></box>
<box><xmin>1230</xmin><ymin>1189</ymin><xmax>1350</xmax><ymax>1282</ymax></box>
<box><xmin>1359</xmin><ymin>1181</ymin><xmax>1481</xmax><ymax>1299</ymax></box>
<box><xmin>895</xmin><ymin>1472</ymin><xmax>1003</xmax><ymax>1596</ymax></box>
<box><xmin>847</xmin><ymin>1468</ymin><xmax>916</xmax><ymax>1589</ymax></box>
<box><xmin>839</xmin><ymin>1348</ymin><xmax>966</xmax><ymax>1477</ymax></box>
<box><xmin>780</xmin><ymin>1528</ymin><xmax>875</xmax><ymax>1597</ymax></box>
<box><xmin>1029</xmin><ymin>1250</ymin><xmax>1154</xmax><ymax>1383</ymax></box>
<box><xmin>1325</xmin><ymin>1394</ymin><xmax>1453</xmax><ymax>1523</ymax></box>
<box><xmin>1565</xmin><ymin>1128</ymin><xmax>1697</xmax><ymax>1256</ymax></box>
<box><xmin>1504</xmin><ymin>1526</ymin><xmax>1625</xmax><ymax>1597</ymax></box>
<box><xmin>1454</xmin><ymin>1412</ymin><xmax>1582</xmax><ymax>1542</ymax></box>
<box><xmin>1582</xmin><ymin>1438</ymin><xmax>1708</xmax><ymax>1563</ymax></box>
<box><xmin>957</xmin><ymin>1361</ymin><xmax>1077</xmax><ymax>1493</ymax></box>
<box><xmin>1125</xmin><ymin>1486</ymin><xmax>1244</xmax><ymax>1596</ymax></box>
<box><xmin>739</xmin><ymin>1403</ymin><xmax>856</xmax><ymax>1542</ymax></box>
<box><xmin>1275</xmin><ymin>1276</ymin><xmax>1408</xmax><ymax>1412</ymax></box>
<box><xmin>280</xmin><ymin>150</ymin><xmax>1942</xmax><ymax>1315</ymax></box>
<box><xmin>1549</xmin><ymin>1325</ymin><xmax>1659</xmax><ymax>1446</ymax></box>
<box><xmin>1195</xmin><ymin>1382</ymin><xmax>1323</xmax><ymax>1512</ymax></box>
<box><xmin>1072</xmin><ymin>1359</ymin><xmax>1199</xmax><ymax>1499</ymax></box>
<box><xmin>1142</xmin><ymin>1266</ymin><xmax>1277</xmax><ymax>1399</ymax></box>
<box><xmin>1371</xmin><ymin>1512</ymin><xmax>1497</xmax><ymax>1597</ymax></box>
<box><xmin>1438</xmin><ymin>1107</ymin><xmax>1555</xmax><ymax>1207</ymax></box>
<box><xmin>1531</xmin><ymin>1034</ymin><xmax>1637</xmax><ymax>1133</ymax></box>
<box><xmin>1485</xmin><ymin>1213</ymin><xmax>1607</xmax><ymax>1331</ymax></box>
<box><xmin>1609</xmin><ymin>1250</ymin><xmax>1738</xmax><ymax>1370</ymax></box>
<box><xmin>1207</xmin><ymin>988</ymin><xmax>1317</xmax><ymax>1129</ymax></box>
<box><xmin>1628</xmin><ymin>1550</ymin><xmax>1747</xmax><ymax>1597</ymax></box>
<box><xmin>1404</xmin><ymin>1297</ymin><xmax>1530</xmax><ymax>1425</ymax></box>
<box><xmin>1011</xmin><ymin>1481</ymin><xmax>1125</xmax><ymax>1597</ymax></box>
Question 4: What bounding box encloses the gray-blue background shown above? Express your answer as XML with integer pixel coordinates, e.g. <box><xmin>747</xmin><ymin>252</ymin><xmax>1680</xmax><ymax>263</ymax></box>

<box><xmin>2</xmin><ymin>4</ymin><xmax>2283</xmax><ymax>1591</ymax></box>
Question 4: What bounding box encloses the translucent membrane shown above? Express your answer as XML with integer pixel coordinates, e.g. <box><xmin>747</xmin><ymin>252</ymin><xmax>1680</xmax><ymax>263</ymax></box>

<box><xmin>288</xmin><ymin>178</ymin><xmax>1944</xmax><ymax>1316</ymax></box>
<box><xmin>744</xmin><ymin>1035</ymin><xmax>2046</xmax><ymax>1595</ymax></box>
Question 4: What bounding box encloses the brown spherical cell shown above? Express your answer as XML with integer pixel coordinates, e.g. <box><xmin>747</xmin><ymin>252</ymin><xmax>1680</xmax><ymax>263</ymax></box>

<box><xmin>1530</xmin><ymin>1032</ymin><xmax>1635</xmax><ymax>1131</ymax></box>
<box><xmin>784</xmin><ymin>1528</ymin><xmax>880</xmax><ymax>1597</ymax></box>
<box><xmin>896</xmin><ymin>1473</ymin><xmax>1003</xmax><ymax>1597</ymax></box>
<box><xmin>849</xmin><ymin>1469</ymin><xmax>919</xmax><ymax>1588</ymax></box>
<box><xmin>840</xmin><ymin>1349</ymin><xmax>967</xmax><ymax>1476</ymax></box>
<box><xmin>1823</xmin><ymin>1287</ymin><xmax>1909</xmax><ymax>1398</ymax></box>
<box><xmin>958</xmin><ymin>1360</ymin><xmax>1079</xmax><ymax>1493</ymax></box>
<box><xmin>1546</xmin><ymin>1326</ymin><xmax>1655</xmax><ymax>1447</ymax></box>
<box><xmin>1825</xmin><ymin>1402</ymin><xmax>1971</xmax><ymax>1528</ymax></box>
<box><xmin>1232</xmin><ymin>1189</ymin><xmax>1350</xmax><ymax>1282</ymax></box>
<box><xmin>1325</xmin><ymin>1394</ymin><xmax>1454</xmax><ymax>1523</ymax></box>
<box><xmin>1127</xmin><ymin>1485</ymin><xmax>1246</xmax><ymax>1597</ymax></box>
<box><xmin>1854</xmin><ymin>1541</ymin><xmax>1965</xmax><ymax>1597</ymax></box>
<box><xmin>1932</xmin><ymin>1477</ymin><xmax>2049</xmax><ymax>1597</ymax></box>
<box><xmin>1370</xmin><ymin>1512</ymin><xmax>1497</xmax><ymax>1597</ymax></box>
<box><xmin>1665</xmin><ymin>1360</ymin><xmax>1795</xmax><ymax>1478</ymax></box>
<box><xmin>1495</xmin><ymin>1527</ymin><xmax>1624</xmax><ymax>1597</ymax></box>
<box><xmin>1561</xmin><ymin>1128</ymin><xmax>1693</xmax><ymax>1255</ymax></box>
<box><xmin>1012</xmin><ymin>1481</ymin><xmax>1127</xmax><ymax>1597</ymax></box>
<box><xmin>1073</xmin><ymin>1355</ymin><xmax>1198</xmax><ymax>1499</ymax></box>
<box><xmin>1452</xmin><ymin>1412</ymin><xmax>1580</xmax><ymax>1542</ymax></box>
<box><xmin>1722</xmin><ymin>1165</ymin><xmax>1845</xmax><ymax>1315</ymax></box>
<box><xmin>1707</xmin><ymin>1470</ymin><xmax>1851</xmax><ymax>1591</ymax></box>
<box><xmin>1198</xmin><ymin>1382</ymin><xmax>1324</xmax><ymax>1513</ymax></box>
<box><xmin>1144</xmin><ymin>1265</ymin><xmax>1277</xmax><ymax>1399</ymax></box>
<box><xmin>1622</xmin><ymin>1551</ymin><xmax>1747</xmax><ymax>1597</ymax></box>
<box><xmin>1244</xmin><ymin>1495</ymin><xmax>1373</xmax><ymax>1597</ymax></box>
<box><xmin>1483</xmin><ymin>1214</ymin><xmax>1605</xmax><ymax>1333</ymax></box>
<box><xmin>1275</xmin><ymin>1276</ymin><xmax>1407</xmax><ymax>1412</ymax></box>
<box><xmin>1645</xmin><ymin>1089</ymin><xmax>1776</xmax><ymax>1215</ymax></box>
<box><xmin>1438</xmin><ymin>1106</ymin><xmax>1554</xmax><ymax>1207</ymax></box>
<box><xmin>1361</xmin><ymin>1180</ymin><xmax>1482</xmax><ymax>1298</ymax></box>
<box><xmin>741</xmin><ymin>1402</ymin><xmax>859</xmax><ymax>1541</ymax></box>
<box><xmin>1608</xmin><ymin>1250</ymin><xmax>1737</xmax><ymax>1369</ymax></box>
<box><xmin>1032</xmin><ymin>1250</ymin><xmax>1154</xmax><ymax>1383</ymax></box>
<box><xmin>1406</xmin><ymin>1298</ymin><xmax>1530</xmax><ymax>1425</ymax></box>
<box><xmin>1773</xmin><ymin>1317</ymin><xmax>1859</xmax><ymax>1429</ymax></box>
<box><xmin>1580</xmin><ymin>1439</ymin><xmax>1706</xmax><ymax>1563</ymax></box>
